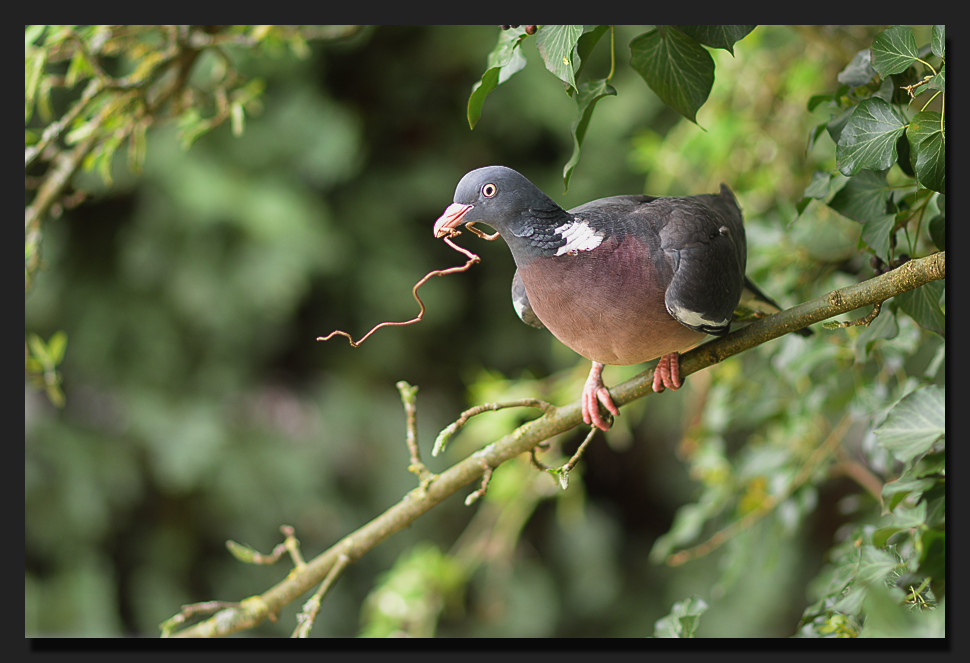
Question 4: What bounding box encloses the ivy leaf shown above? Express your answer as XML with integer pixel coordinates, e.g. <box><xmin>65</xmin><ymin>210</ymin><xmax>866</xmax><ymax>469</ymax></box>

<box><xmin>861</xmin><ymin>214</ymin><xmax>897</xmax><ymax>260</ymax></box>
<box><xmin>928</xmin><ymin>214</ymin><xmax>944</xmax><ymax>251</ymax></box>
<box><xmin>807</xmin><ymin>93</ymin><xmax>832</xmax><ymax>112</ymax></box>
<box><xmin>836</xmin><ymin>97</ymin><xmax>907</xmax><ymax>176</ymax></box>
<box><xmin>795</xmin><ymin>170</ymin><xmax>831</xmax><ymax>216</ymax></box>
<box><xmin>931</xmin><ymin>25</ymin><xmax>945</xmax><ymax>58</ymax></box>
<box><xmin>895</xmin><ymin>279</ymin><xmax>945</xmax><ymax>337</ymax></box>
<box><xmin>854</xmin><ymin>302</ymin><xmax>898</xmax><ymax>363</ymax></box>
<box><xmin>853</xmin><ymin>547</ymin><xmax>898</xmax><ymax>588</ymax></box>
<box><xmin>824</xmin><ymin>105</ymin><xmax>854</xmax><ymax>145</ymax></box>
<box><xmin>828</xmin><ymin>168</ymin><xmax>896</xmax><ymax>259</ymax></box>
<box><xmin>571</xmin><ymin>25</ymin><xmax>611</xmax><ymax>83</ymax></box>
<box><xmin>881</xmin><ymin>477</ymin><xmax>934</xmax><ymax>514</ymax></box>
<box><xmin>535</xmin><ymin>25</ymin><xmax>584</xmax><ymax>92</ymax></box>
<box><xmin>563</xmin><ymin>78</ymin><xmax>616</xmax><ymax>192</ymax></box>
<box><xmin>837</xmin><ymin>49</ymin><xmax>876</xmax><ymax>87</ymax></box>
<box><xmin>672</xmin><ymin>25</ymin><xmax>755</xmax><ymax>55</ymax></box>
<box><xmin>918</xmin><ymin>528</ymin><xmax>945</xmax><ymax>601</ymax></box>
<box><xmin>907</xmin><ymin>110</ymin><xmax>945</xmax><ymax>194</ymax></box>
<box><xmin>828</xmin><ymin>169</ymin><xmax>891</xmax><ymax>223</ymax></box>
<box><xmin>869</xmin><ymin>25</ymin><xmax>918</xmax><ymax>77</ymax></box>
<box><xmin>630</xmin><ymin>26</ymin><xmax>714</xmax><ymax>125</ymax></box>
<box><xmin>926</xmin><ymin>64</ymin><xmax>945</xmax><ymax>93</ymax></box>
<box><xmin>467</xmin><ymin>28</ymin><xmax>529</xmax><ymax>130</ymax></box>
<box><xmin>653</xmin><ymin>597</ymin><xmax>708</xmax><ymax>638</ymax></box>
<box><xmin>874</xmin><ymin>385</ymin><xmax>945</xmax><ymax>464</ymax></box>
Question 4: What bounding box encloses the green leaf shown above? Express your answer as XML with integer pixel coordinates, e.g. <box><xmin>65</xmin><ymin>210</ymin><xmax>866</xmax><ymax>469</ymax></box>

<box><xmin>926</xmin><ymin>64</ymin><xmax>944</xmax><ymax>93</ymax></box>
<box><xmin>806</xmin><ymin>122</ymin><xmax>828</xmax><ymax>153</ymax></box>
<box><xmin>854</xmin><ymin>546</ymin><xmax>898</xmax><ymax>587</ymax></box>
<box><xmin>65</xmin><ymin>45</ymin><xmax>97</xmax><ymax>88</ymax></box>
<box><xmin>931</xmin><ymin>26</ymin><xmax>945</xmax><ymax>58</ymax></box>
<box><xmin>828</xmin><ymin>169</ymin><xmax>891</xmax><ymax>223</ymax></box>
<box><xmin>27</xmin><ymin>333</ymin><xmax>51</xmax><ymax>365</ymax></box>
<box><xmin>918</xmin><ymin>528</ymin><xmax>945</xmax><ymax>600</ymax></box>
<box><xmin>803</xmin><ymin>171</ymin><xmax>832</xmax><ymax>199</ymax></box>
<box><xmin>872</xmin><ymin>525</ymin><xmax>905</xmax><ymax>549</ymax></box>
<box><xmin>572</xmin><ymin>25</ymin><xmax>611</xmax><ymax>82</ymax></box>
<box><xmin>928</xmin><ymin>215</ymin><xmax>944</xmax><ymax>251</ymax></box>
<box><xmin>672</xmin><ymin>25</ymin><xmax>755</xmax><ymax>55</ymax></box>
<box><xmin>824</xmin><ymin>105</ymin><xmax>854</xmax><ymax>145</ymax></box>
<box><xmin>837</xmin><ymin>49</ymin><xmax>876</xmax><ymax>87</ymax></box>
<box><xmin>796</xmin><ymin>171</ymin><xmax>831</xmax><ymax>216</ymax></box>
<box><xmin>630</xmin><ymin>26</ymin><xmax>714</xmax><ymax>125</ymax></box>
<box><xmin>563</xmin><ymin>79</ymin><xmax>616</xmax><ymax>192</ymax></box>
<box><xmin>25</xmin><ymin>24</ymin><xmax>47</xmax><ymax>47</ymax></box>
<box><xmin>467</xmin><ymin>28</ymin><xmax>529</xmax><ymax>130</ymax></box>
<box><xmin>869</xmin><ymin>26</ymin><xmax>918</xmax><ymax>77</ymax></box>
<box><xmin>854</xmin><ymin>302</ymin><xmax>898</xmax><ymax>363</ymax></box>
<box><xmin>836</xmin><ymin>98</ymin><xmax>908</xmax><ymax>176</ymax></box>
<box><xmin>807</xmin><ymin>93</ymin><xmax>832</xmax><ymax>112</ymax></box>
<box><xmin>47</xmin><ymin>330</ymin><xmax>68</xmax><ymax>364</ymax></box>
<box><xmin>895</xmin><ymin>280</ymin><xmax>945</xmax><ymax>337</ymax></box>
<box><xmin>911</xmin><ymin>451</ymin><xmax>945</xmax><ymax>479</ymax></box>
<box><xmin>874</xmin><ymin>385</ymin><xmax>945</xmax><ymax>464</ymax></box>
<box><xmin>894</xmin><ymin>133</ymin><xmax>914</xmax><ymax>177</ymax></box>
<box><xmin>907</xmin><ymin>111</ymin><xmax>945</xmax><ymax>194</ymax></box>
<box><xmin>860</xmin><ymin>214</ymin><xmax>896</xmax><ymax>260</ymax></box>
<box><xmin>653</xmin><ymin>597</ymin><xmax>708</xmax><ymax>638</ymax></box>
<box><xmin>25</xmin><ymin>48</ymin><xmax>47</xmax><ymax>123</ymax></box>
<box><xmin>535</xmin><ymin>25</ymin><xmax>584</xmax><ymax>92</ymax></box>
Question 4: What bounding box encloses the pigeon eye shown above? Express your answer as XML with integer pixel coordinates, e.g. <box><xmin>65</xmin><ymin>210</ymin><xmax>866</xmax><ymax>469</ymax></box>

<box><xmin>482</xmin><ymin>183</ymin><xmax>497</xmax><ymax>198</ymax></box>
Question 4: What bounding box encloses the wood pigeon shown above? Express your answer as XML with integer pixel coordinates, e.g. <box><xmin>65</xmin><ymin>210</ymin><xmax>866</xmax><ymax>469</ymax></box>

<box><xmin>434</xmin><ymin>165</ymin><xmax>805</xmax><ymax>431</ymax></box>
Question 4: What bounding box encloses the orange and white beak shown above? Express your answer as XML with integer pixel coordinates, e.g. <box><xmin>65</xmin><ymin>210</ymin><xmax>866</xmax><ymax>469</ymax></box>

<box><xmin>433</xmin><ymin>203</ymin><xmax>474</xmax><ymax>238</ymax></box>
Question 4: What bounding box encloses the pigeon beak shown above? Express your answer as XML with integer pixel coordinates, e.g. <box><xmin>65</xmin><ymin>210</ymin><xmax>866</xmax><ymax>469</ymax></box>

<box><xmin>433</xmin><ymin>203</ymin><xmax>474</xmax><ymax>238</ymax></box>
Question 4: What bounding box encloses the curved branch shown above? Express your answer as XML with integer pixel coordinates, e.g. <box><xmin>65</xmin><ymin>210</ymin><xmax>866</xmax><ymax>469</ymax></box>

<box><xmin>168</xmin><ymin>251</ymin><xmax>944</xmax><ymax>637</ymax></box>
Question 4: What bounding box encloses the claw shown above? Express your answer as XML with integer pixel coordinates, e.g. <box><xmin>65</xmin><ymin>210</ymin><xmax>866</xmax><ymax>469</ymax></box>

<box><xmin>652</xmin><ymin>353</ymin><xmax>683</xmax><ymax>393</ymax></box>
<box><xmin>582</xmin><ymin>361</ymin><xmax>619</xmax><ymax>431</ymax></box>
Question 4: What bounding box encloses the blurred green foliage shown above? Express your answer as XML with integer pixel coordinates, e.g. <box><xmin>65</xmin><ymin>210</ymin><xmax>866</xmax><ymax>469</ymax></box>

<box><xmin>26</xmin><ymin>25</ymin><xmax>943</xmax><ymax>637</ymax></box>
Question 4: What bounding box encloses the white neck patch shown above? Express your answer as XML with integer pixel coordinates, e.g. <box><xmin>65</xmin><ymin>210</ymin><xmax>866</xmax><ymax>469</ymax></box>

<box><xmin>554</xmin><ymin>219</ymin><xmax>604</xmax><ymax>256</ymax></box>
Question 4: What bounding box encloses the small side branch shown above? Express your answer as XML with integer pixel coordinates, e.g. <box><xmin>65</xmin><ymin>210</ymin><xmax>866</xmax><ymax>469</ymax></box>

<box><xmin>464</xmin><ymin>463</ymin><xmax>494</xmax><ymax>506</ymax></box>
<box><xmin>291</xmin><ymin>554</ymin><xmax>351</xmax><ymax>638</ymax></box>
<box><xmin>433</xmin><ymin>398</ymin><xmax>555</xmax><ymax>457</ymax></box>
<box><xmin>396</xmin><ymin>381</ymin><xmax>435</xmax><ymax>487</ymax></box>
<box><xmin>823</xmin><ymin>301</ymin><xmax>882</xmax><ymax>329</ymax></box>
<box><xmin>530</xmin><ymin>426</ymin><xmax>599</xmax><ymax>490</ymax></box>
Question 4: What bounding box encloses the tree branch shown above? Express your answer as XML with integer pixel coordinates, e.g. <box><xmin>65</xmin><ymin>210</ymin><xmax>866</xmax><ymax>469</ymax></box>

<box><xmin>166</xmin><ymin>251</ymin><xmax>944</xmax><ymax>637</ymax></box>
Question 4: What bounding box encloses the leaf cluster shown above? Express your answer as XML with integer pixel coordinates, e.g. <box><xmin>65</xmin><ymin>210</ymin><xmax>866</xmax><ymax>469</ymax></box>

<box><xmin>25</xmin><ymin>25</ymin><xmax>359</xmax><ymax>405</ymax></box>
<box><xmin>468</xmin><ymin>25</ymin><xmax>755</xmax><ymax>190</ymax></box>
<box><xmin>798</xmin><ymin>26</ymin><xmax>945</xmax><ymax>268</ymax></box>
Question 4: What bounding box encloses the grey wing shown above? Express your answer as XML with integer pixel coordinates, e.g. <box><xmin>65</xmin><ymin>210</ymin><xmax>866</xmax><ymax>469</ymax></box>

<box><xmin>661</xmin><ymin>185</ymin><xmax>747</xmax><ymax>336</ymax></box>
<box><xmin>568</xmin><ymin>194</ymin><xmax>657</xmax><ymax>216</ymax></box>
<box><xmin>511</xmin><ymin>269</ymin><xmax>545</xmax><ymax>329</ymax></box>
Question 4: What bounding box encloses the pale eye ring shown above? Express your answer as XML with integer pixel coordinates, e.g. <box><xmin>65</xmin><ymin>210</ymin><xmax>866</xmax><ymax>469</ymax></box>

<box><xmin>482</xmin><ymin>183</ymin><xmax>497</xmax><ymax>198</ymax></box>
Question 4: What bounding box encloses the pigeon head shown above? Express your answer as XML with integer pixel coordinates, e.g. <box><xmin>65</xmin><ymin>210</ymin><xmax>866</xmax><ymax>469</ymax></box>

<box><xmin>433</xmin><ymin>166</ymin><xmax>566</xmax><ymax>239</ymax></box>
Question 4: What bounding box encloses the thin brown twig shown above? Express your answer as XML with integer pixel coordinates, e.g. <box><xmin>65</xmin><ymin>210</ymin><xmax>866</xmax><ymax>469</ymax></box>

<box><xmin>317</xmin><ymin>234</ymin><xmax>480</xmax><ymax>347</ymax></box>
